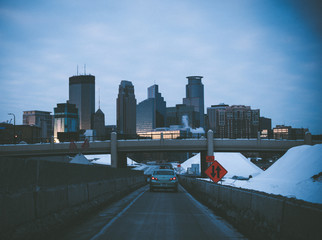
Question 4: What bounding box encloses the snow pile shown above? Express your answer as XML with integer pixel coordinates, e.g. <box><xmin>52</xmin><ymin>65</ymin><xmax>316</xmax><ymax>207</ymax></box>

<box><xmin>85</xmin><ymin>154</ymin><xmax>138</xmax><ymax>166</ymax></box>
<box><xmin>179</xmin><ymin>152</ymin><xmax>262</xmax><ymax>179</ymax></box>
<box><xmin>227</xmin><ymin>144</ymin><xmax>322</xmax><ymax>204</ymax></box>
<box><xmin>69</xmin><ymin>153</ymin><xmax>92</xmax><ymax>165</ymax></box>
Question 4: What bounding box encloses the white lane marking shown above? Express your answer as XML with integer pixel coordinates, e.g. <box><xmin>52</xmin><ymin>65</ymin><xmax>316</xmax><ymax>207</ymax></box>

<box><xmin>90</xmin><ymin>190</ymin><xmax>146</xmax><ymax>240</ymax></box>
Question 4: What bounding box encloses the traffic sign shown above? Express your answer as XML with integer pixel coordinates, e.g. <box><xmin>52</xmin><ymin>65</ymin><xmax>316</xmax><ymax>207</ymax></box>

<box><xmin>205</xmin><ymin>160</ymin><xmax>228</xmax><ymax>183</ymax></box>
<box><xmin>206</xmin><ymin>155</ymin><xmax>214</xmax><ymax>162</ymax></box>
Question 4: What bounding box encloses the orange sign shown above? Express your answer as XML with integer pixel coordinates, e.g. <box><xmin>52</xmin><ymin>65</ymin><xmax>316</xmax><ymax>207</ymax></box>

<box><xmin>205</xmin><ymin>160</ymin><xmax>228</xmax><ymax>183</ymax></box>
<box><xmin>206</xmin><ymin>155</ymin><xmax>215</xmax><ymax>162</ymax></box>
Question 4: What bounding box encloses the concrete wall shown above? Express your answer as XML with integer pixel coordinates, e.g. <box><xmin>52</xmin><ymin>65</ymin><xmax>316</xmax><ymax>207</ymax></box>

<box><xmin>179</xmin><ymin>176</ymin><xmax>322</xmax><ymax>240</ymax></box>
<box><xmin>0</xmin><ymin>158</ymin><xmax>146</xmax><ymax>240</ymax></box>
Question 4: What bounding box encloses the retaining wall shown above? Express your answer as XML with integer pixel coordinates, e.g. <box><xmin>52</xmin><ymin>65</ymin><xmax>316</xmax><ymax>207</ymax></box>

<box><xmin>179</xmin><ymin>176</ymin><xmax>322</xmax><ymax>240</ymax></box>
<box><xmin>0</xmin><ymin>157</ymin><xmax>146</xmax><ymax>240</ymax></box>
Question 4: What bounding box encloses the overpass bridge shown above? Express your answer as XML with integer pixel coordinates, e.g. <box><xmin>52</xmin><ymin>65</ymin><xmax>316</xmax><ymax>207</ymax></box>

<box><xmin>0</xmin><ymin>131</ymin><xmax>316</xmax><ymax>173</ymax></box>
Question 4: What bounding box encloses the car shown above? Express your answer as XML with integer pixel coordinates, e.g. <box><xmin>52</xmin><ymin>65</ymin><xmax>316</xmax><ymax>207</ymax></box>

<box><xmin>150</xmin><ymin>169</ymin><xmax>178</xmax><ymax>192</ymax></box>
<box><xmin>158</xmin><ymin>164</ymin><xmax>173</xmax><ymax>169</ymax></box>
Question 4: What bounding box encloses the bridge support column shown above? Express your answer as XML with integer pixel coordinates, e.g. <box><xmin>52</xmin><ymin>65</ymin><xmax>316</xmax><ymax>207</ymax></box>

<box><xmin>111</xmin><ymin>132</ymin><xmax>127</xmax><ymax>168</ymax></box>
<box><xmin>207</xmin><ymin>130</ymin><xmax>214</xmax><ymax>156</ymax></box>
<box><xmin>201</xmin><ymin>130</ymin><xmax>214</xmax><ymax>178</ymax></box>
<box><xmin>111</xmin><ymin>132</ymin><xmax>117</xmax><ymax>168</ymax></box>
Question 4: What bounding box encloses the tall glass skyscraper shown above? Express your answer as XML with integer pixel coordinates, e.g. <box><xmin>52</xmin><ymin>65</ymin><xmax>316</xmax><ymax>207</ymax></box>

<box><xmin>117</xmin><ymin>80</ymin><xmax>137</xmax><ymax>135</ymax></box>
<box><xmin>183</xmin><ymin>76</ymin><xmax>205</xmax><ymax>128</ymax></box>
<box><xmin>69</xmin><ymin>74</ymin><xmax>95</xmax><ymax>130</ymax></box>
<box><xmin>137</xmin><ymin>84</ymin><xmax>166</xmax><ymax>133</ymax></box>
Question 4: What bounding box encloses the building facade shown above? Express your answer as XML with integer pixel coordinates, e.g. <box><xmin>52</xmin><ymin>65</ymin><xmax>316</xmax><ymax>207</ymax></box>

<box><xmin>260</xmin><ymin>117</ymin><xmax>272</xmax><ymax>138</ymax></box>
<box><xmin>117</xmin><ymin>80</ymin><xmax>137</xmax><ymax>136</ymax></box>
<box><xmin>69</xmin><ymin>74</ymin><xmax>95</xmax><ymax>130</ymax></box>
<box><xmin>273</xmin><ymin>125</ymin><xmax>308</xmax><ymax>140</ymax></box>
<box><xmin>137</xmin><ymin>84</ymin><xmax>166</xmax><ymax>133</ymax></box>
<box><xmin>53</xmin><ymin>101</ymin><xmax>79</xmax><ymax>141</ymax></box>
<box><xmin>166</xmin><ymin>104</ymin><xmax>198</xmax><ymax>128</ymax></box>
<box><xmin>23</xmin><ymin>110</ymin><xmax>53</xmax><ymax>140</ymax></box>
<box><xmin>93</xmin><ymin>108</ymin><xmax>106</xmax><ymax>140</ymax></box>
<box><xmin>207</xmin><ymin>104</ymin><xmax>260</xmax><ymax>138</ymax></box>
<box><xmin>183</xmin><ymin>76</ymin><xmax>205</xmax><ymax>128</ymax></box>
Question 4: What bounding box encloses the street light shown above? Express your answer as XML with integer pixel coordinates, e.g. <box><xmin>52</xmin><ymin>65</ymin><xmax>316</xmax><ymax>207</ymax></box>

<box><xmin>8</xmin><ymin>113</ymin><xmax>16</xmax><ymax>144</ymax></box>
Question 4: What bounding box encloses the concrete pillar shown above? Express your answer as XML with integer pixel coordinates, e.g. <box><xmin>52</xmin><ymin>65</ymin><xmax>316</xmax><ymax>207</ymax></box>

<box><xmin>111</xmin><ymin>132</ymin><xmax>117</xmax><ymax>168</ymax></box>
<box><xmin>207</xmin><ymin>130</ymin><xmax>214</xmax><ymax>156</ymax></box>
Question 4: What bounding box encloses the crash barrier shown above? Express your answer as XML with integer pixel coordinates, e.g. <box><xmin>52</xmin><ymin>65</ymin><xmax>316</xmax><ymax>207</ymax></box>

<box><xmin>0</xmin><ymin>157</ymin><xmax>146</xmax><ymax>240</ymax></box>
<box><xmin>179</xmin><ymin>176</ymin><xmax>322</xmax><ymax>240</ymax></box>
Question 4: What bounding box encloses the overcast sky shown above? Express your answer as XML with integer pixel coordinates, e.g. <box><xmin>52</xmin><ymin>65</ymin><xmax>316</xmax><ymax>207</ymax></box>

<box><xmin>1</xmin><ymin>0</ymin><xmax>321</xmax><ymax>133</ymax></box>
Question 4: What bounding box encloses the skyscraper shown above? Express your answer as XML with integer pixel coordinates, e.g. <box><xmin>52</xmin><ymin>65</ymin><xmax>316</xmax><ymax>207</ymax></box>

<box><xmin>117</xmin><ymin>80</ymin><xmax>136</xmax><ymax>136</ymax></box>
<box><xmin>69</xmin><ymin>74</ymin><xmax>95</xmax><ymax>130</ymax></box>
<box><xmin>183</xmin><ymin>76</ymin><xmax>205</xmax><ymax>128</ymax></box>
<box><xmin>137</xmin><ymin>84</ymin><xmax>166</xmax><ymax>133</ymax></box>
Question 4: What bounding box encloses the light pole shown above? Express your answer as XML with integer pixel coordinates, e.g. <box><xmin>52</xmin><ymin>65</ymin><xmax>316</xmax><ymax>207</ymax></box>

<box><xmin>8</xmin><ymin>113</ymin><xmax>16</xmax><ymax>144</ymax></box>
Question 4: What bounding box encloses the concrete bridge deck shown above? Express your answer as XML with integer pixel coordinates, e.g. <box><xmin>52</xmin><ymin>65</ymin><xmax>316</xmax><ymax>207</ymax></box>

<box><xmin>0</xmin><ymin>137</ymin><xmax>314</xmax><ymax>157</ymax></box>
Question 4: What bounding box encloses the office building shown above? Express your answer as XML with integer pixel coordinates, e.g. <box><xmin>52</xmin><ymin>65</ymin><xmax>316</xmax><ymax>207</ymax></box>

<box><xmin>207</xmin><ymin>104</ymin><xmax>260</xmax><ymax>138</ymax></box>
<box><xmin>53</xmin><ymin>101</ymin><xmax>79</xmax><ymax>141</ymax></box>
<box><xmin>23</xmin><ymin>110</ymin><xmax>53</xmax><ymax>140</ymax></box>
<box><xmin>273</xmin><ymin>125</ymin><xmax>308</xmax><ymax>140</ymax></box>
<box><xmin>260</xmin><ymin>117</ymin><xmax>272</xmax><ymax>138</ymax></box>
<box><xmin>69</xmin><ymin>74</ymin><xmax>95</xmax><ymax>130</ymax></box>
<box><xmin>93</xmin><ymin>108</ymin><xmax>106</xmax><ymax>140</ymax></box>
<box><xmin>166</xmin><ymin>104</ymin><xmax>198</xmax><ymax>128</ymax></box>
<box><xmin>117</xmin><ymin>80</ymin><xmax>137</xmax><ymax>136</ymax></box>
<box><xmin>137</xmin><ymin>84</ymin><xmax>166</xmax><ymax>133</ymax></box>
<box><xmin>183</xmin><ymin>76</ymin><xmax>205</xmax><ymax>128</ymax></box>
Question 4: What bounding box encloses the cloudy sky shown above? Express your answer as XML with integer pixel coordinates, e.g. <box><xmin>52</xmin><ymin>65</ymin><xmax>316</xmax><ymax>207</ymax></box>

<box><xmin>0</xmin><ymin>0</ymin><xmax>321</xmax><ymax>133</ymax></box>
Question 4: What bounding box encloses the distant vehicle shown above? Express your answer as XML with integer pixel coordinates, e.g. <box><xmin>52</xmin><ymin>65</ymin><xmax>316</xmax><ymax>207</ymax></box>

<box><xmin>158</xmin><ymin>163</ymin><xmax>173</xmax><ymax>169</ymax></box>
<box><xmin>150</xmin><ymin>169</ymin><xmax>178</xmax><ymax>192</ymax></box>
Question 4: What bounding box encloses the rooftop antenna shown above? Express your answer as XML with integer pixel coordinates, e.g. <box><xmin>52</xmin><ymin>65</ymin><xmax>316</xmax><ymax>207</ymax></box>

<box><xmin>84</xmin><ymin>64</ymin><xmax>86</xmax><ymax>75</ymax></box>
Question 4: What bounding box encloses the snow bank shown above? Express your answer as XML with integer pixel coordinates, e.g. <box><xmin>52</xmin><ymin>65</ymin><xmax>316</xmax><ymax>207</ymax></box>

<box><xmin>179</xmin><ymin>152</ymin><xmax>262</xmax><ymax>178</ymax></box>
<box><xmin>85</xmin><ymin>154</ymin><xmax>138</xmax><ymax>166</ymax></box>
<box><xmin>69</xmin><ymin>153</ymin><xmax>91</xmax><ymax>165</ymax></box>
<box><xmin>226</xmin><ymin>144</ymin><xmax>322</xmax><ymax>204</ymax></box>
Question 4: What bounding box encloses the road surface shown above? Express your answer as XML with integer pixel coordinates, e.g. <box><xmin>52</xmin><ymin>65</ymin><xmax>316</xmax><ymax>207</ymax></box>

<box><xmin>59</xmin><ymin>185</ymin><xmax>246</xmax><ymax>240</ymax></box>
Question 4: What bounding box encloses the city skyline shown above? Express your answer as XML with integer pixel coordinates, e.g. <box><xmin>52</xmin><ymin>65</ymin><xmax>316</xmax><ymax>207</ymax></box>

<box><xmin>1</xmin><ymin>0</ymin><xmax>321</xmax><ymax>133</ymax></box>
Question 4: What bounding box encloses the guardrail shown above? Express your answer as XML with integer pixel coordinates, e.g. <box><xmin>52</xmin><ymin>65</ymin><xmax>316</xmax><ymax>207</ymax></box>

<box><xmin>179</xmin><ymin>176</ymin><xmax>322</xmax><ymax>240</ymax></box>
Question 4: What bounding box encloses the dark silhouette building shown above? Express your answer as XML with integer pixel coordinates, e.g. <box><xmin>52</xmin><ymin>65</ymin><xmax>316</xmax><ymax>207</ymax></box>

<box><xmin>137</xmin><ymin>84</ymin><xmax>166</xmax><ymax>133</ymax></box>
<box><xmin>0</xmin><ymin>123</ymin><xmax>41</xmax><ymax>144</ymax></box>
<box><xmin>117</xmin><ymin>80</ymin><xmax>137</xmax><ymax>136</ymax></box>
<box><xmin>260</xmin><ymin>117</ymin><xmax>272</xmax><ymax>138</ymax></box>
<box><xmin>93</xmin><ymin>108</ymin><xmax>106</xmax><ymax>140</ymax></box>
<box><xmin>183</xmin><ymin>76</ymin><xmax>205</xmax><ymax>128</ymax></box>
<box><xmin>69</xmin><ymin>74</ymin><xmax>95</xmax><ymax>130</ymax></box>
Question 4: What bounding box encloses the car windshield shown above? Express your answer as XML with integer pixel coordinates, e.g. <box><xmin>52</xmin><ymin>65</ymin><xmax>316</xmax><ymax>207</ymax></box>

<box><xmin>153</xmin><ymin>170</ymin><xmax>174</xmax><ymax>175</ymax></box>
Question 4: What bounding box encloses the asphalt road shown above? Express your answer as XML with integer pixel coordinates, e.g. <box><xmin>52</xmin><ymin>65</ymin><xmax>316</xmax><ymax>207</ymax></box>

<box><xmin>60</xmin><ymin>185</ymin><xmax>246</xmax><ymax>240</ymax></box>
